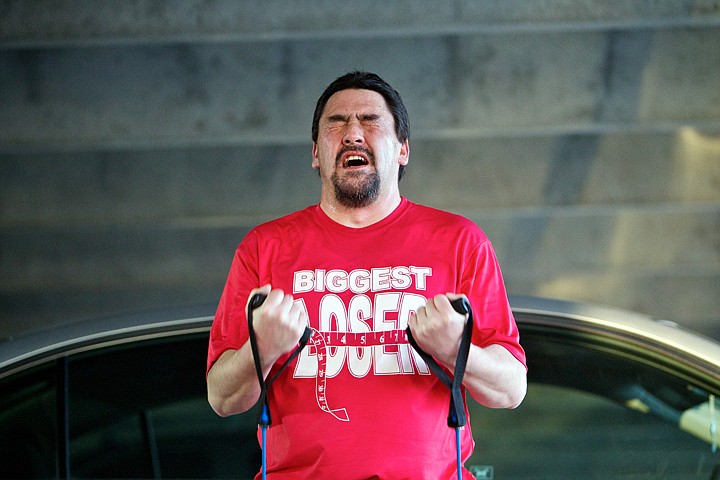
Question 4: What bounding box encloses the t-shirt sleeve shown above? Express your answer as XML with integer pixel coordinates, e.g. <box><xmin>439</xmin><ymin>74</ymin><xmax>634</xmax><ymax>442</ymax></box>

<box><xmin>206</xmin><ymin>233</ymin><xmax>260</xmax><ymax>376</ymax></box>
<box><xmin>463</xmin><ymin>239</ymin><xmax>527</xmax><ymax>369</ymax></box>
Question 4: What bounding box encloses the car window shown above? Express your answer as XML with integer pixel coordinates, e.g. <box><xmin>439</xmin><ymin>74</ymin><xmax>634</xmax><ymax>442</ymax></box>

<box><xmin>0</xmin><ymin>365</ymin><xmax>58</xmax><ymax>478</ymax></box>
<box><xmin>0</xmin><ymin>333</ymin><xmax>261</xmax><ymax>479</ymax></box>
<box><xmin>467</xmin><ymin>384</ymin><xmax>717</xmax><ymax>479</ymax></box>
<box><xmin>66</xmin><ymin>334</ymin><xmax>261</xmax><ymax>479</ymax></box>
<box><xmin>462</xmin><ymin>320</ymin><xmax>719</xmax><ymax>479</ymax></box>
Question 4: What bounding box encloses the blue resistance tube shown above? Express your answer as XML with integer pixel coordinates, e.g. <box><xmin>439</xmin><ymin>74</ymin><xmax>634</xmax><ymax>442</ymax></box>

<box><xmin>248</xmin><ymin>293</ymin><xmax>312</xmax><ymax>480</ymax></box>
<box><xmin>407</xmin><ymin>297</ymin><xmax>474</xmax><ymax>480</ymax></box>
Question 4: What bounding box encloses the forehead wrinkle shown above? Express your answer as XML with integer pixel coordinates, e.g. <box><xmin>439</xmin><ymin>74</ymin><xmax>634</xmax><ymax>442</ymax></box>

<box><xmin>324</xmin><ymin>90</ymin><xmax>389</xmax><ymax>118</ymax></box>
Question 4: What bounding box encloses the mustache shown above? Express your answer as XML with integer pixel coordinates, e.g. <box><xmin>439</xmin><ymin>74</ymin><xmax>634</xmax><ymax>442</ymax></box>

<box><xmin>335</xmin><ymin>145</ymin><xmax>375</xmax><ymax>165</ymax></box>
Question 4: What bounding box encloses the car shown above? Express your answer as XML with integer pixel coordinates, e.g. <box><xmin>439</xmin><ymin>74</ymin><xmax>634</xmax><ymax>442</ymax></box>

<box><xmin>1</xmin><ymin>296</ymin><xmax>718</xmax><ymax>479</ymax></box>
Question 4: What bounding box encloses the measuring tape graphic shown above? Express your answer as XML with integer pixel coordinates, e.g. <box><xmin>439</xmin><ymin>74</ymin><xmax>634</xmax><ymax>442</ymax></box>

<box><xmin>307</xmin><ymin>328</ymin><xmax>413</xmax><ymax>421</ymax></box>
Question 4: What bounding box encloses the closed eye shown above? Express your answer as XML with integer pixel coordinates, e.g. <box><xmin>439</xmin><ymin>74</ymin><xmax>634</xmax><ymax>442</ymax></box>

<box><xmin>326</xmin><ymin>113</ymin><xmax>382</xmax><ymax>126</ymax></box>
<box><xmin>358</xmin><ymin>114</ymin><xmax>381</xmax><ymax>124</ymax></box>
<box><xmin>327</xmin><ymin>114</ymin><xmax>349</xmax><ymax>124</ymax></box>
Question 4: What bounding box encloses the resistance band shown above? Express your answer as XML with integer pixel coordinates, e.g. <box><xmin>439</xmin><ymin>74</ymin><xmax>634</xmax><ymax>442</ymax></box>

<box><xmin>247</xmin><ymin>293</ymin><xmax>312</xmax><ymax>480</ymax></box>
<box><xmin>249</xmin><ymin>294</ymin><xmax>472</xmax><ymax>479</ymax></box>
<box><xmin>406</xmin><ymin>297</ymin><xmax>474</xmax><ymax>480</ymax></box>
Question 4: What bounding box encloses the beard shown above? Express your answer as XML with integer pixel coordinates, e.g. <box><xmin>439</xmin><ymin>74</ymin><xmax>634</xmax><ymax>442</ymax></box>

<box><xmin>329</xmin><ymin>145</ymin><xmax>381</xmax><ymax>208</ymax></box>
<box><xmin>331</xmin><ymin>169</ymin><xmax>380</xmax><ymax>208</ymax></box>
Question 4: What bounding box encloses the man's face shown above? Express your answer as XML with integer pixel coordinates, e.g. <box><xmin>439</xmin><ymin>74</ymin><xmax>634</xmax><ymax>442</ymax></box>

<box><xmin>312</xmin><ymin>89</ymin><xmax>409</xmax><ymax>208</ymax></box>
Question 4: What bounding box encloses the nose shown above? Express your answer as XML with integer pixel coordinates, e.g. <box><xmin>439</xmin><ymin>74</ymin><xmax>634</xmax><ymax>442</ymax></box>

<box><xmin>343</xmin><ymin>121</ymin><xmax>365</xmax><ymax>145</ymax></box>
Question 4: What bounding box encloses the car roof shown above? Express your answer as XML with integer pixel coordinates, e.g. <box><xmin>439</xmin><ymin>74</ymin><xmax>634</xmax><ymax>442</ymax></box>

<box><xmin>1</xmin><ymin>296</ymin><xmax>719</xmax><ymax>381</ymax></box>
<box><xmin>512</xmin><ymin>295</ymin><xmax>720</xmax><ymax>372</ymax></box>
<box><xmin>0</xmin><ymin>303</ymin><xmax>216</xmax><ymax>379</ymax></box>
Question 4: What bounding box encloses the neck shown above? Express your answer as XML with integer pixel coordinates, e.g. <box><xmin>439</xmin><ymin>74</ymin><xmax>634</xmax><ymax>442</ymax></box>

<box><xmin>320</xmin><ymin>191</ymin><xmax>402</xmax><ymax>228</ymax></box>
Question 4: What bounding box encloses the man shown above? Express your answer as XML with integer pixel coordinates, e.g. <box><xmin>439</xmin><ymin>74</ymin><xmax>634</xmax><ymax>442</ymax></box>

<box><xmin>207</xmin><ymin>71</ymin><xmax>527</xmax><ymax>479</ymax></box>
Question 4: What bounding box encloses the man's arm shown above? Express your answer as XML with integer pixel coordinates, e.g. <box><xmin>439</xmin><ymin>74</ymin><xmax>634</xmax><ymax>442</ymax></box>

<box><xmin>407</xmin><ymin>293</ymin><xmax>527</xmax><ymax>409</ymax></box>
<box><xmin>207</xmin><ymin>343</ymin><xmax>267</xmax><ymax>417</ymax></box>
<box><xmin>456</xmin><ymin>343</ymin><xmax>527</xmax><ymax>408</ymax></box>
<box><xmin>207</xmin><ymin>285</ymin><xmax>308</xmax><ymax>417</ymax></box>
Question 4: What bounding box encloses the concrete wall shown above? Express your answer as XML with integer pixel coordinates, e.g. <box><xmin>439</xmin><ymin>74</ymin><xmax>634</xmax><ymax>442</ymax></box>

<box><xmin>1</xmin><ymin>0</ymin><xmax>718</xmax><ymax>339</ymax></box>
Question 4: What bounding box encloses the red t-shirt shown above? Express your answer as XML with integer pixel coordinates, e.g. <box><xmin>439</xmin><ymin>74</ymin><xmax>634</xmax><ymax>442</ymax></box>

<box><xmin>207</xmin><ymin>198</ymin><xmax>525</xmax><ymax>479</ymax></box>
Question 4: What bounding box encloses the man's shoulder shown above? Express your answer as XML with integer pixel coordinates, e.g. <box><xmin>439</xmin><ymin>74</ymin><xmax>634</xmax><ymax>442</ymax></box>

<box><xmin>252</xmin><ymin>205</ymin><xmax>318</xmax><ymax>233</ymax></box>
<box><xmin>235</xmin><ymin>206</ymin><xmax>319</xmax><ymax>255</ymax></box>
<box><xmin>406</xmin><ymin>200</ymin><xmax>481</xmax><ymax>231</ymax></box>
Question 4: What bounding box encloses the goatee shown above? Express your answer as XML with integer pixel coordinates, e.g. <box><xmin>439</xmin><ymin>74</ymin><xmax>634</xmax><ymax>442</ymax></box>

<box><xmin>332</xmin><ymin>170</ymin><xmax>381</xmax><ymax>208</ymax></box>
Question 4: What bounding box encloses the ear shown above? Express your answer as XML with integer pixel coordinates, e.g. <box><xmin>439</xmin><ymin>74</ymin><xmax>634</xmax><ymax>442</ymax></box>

<box><xmin>398</xmin><ymin>139</ymin><xmax>410</xmax><ymax>166</ymax></box>
<box><xmin>311</xmin><ymin>142</ymin><xmax>320</xmax><ymax>169</ymax></box>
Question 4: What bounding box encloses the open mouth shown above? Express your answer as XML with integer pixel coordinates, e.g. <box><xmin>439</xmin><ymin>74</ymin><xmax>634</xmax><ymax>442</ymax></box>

<box><xmin>343</xmin><ymin>154</ymin><xmax>369</xmax><ymax>167</ymax></box>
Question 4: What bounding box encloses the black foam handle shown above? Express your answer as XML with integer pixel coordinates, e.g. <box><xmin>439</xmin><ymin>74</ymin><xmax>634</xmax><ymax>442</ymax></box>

<box><xmin>405</xmin><ymin>296</ymin><xmax>473</xmax><ymax>428</ymax></box>
<box><xmin>449</xmin><ymin>297</ymin><xmax>473</xmax><ymax>428</ymax></box>
<box><xmin>247</xmin><ymin>291</ymin><xmax>313</xmax><ymax>427</ymax></box>
<box><xmin>247</xmin><ymin>292</ymin><xmax>270</xmax><ymax>425</ymax></box>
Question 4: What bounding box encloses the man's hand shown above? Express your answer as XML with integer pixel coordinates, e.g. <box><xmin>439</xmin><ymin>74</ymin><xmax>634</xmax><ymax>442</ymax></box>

<box><xmin>207</xmin><ymin>285</ymin><xmax>307</xmax><ymax>417</ymax></box>
<box><xmin>407</xmin><ymin>293</ymin><xmax>467</xmax><ymax>368</ymax></box>
<box><xmin>248</xmin><ymin>284</ymin><xmax>309</xmax><ymax>369</ymax></box>
<box><xmin>407</xmin><ymin>293</ymin><xmax>527</xmax><ymax>409</ymax></box>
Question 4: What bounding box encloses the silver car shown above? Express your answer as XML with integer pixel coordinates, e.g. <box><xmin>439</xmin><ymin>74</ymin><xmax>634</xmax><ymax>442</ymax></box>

<box><xmin>1</xmin><ymin>297</ymin><xmax>718</xmax><ymax>479</ymax></box>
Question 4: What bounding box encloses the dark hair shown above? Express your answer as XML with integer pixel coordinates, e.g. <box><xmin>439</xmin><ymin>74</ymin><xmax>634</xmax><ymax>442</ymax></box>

<box><xmin>312</xmin><ymin>72</ymin><xmax>410</xmax><ymax>182</ymax></box>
